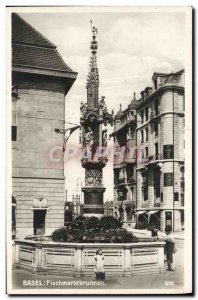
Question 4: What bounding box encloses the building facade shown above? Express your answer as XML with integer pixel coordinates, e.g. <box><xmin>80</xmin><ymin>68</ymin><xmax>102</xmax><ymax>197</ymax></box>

<box><xmin>113</xmin><ymin>69</ymin><xmax>185</xmax><ymax>232</ymax></box>
<box><xmin>111</xmin><ymin>94</ymin><xmax>138</xmax><ymax>228</ymax></box>
<box><xmin>12</xmin><ymin>13</ymin><xmax>77</xmax><ymax>238</ymax></box>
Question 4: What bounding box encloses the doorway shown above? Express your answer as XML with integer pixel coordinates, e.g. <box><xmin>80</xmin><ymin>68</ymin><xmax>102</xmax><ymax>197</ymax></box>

<box><xmin>33</xmin><ymin>210</ymin><xmax>46</xmax><ymax>235</ymax></box>
<box><xmin>149</xmin><ymin>212</ymin><xmax>160</xmax><ymax>229</ymax></box>
<box><xmin>165</xmin><ymin>211</ymin><xmax>172</xmax><ymax>231</ymax></box>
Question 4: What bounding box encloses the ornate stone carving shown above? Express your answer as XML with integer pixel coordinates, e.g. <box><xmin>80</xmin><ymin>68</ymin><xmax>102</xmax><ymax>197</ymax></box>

<box><xmin>85</xmin><ymin>168</ymin><xmax>103</xmax><ymax>186</ymax></box>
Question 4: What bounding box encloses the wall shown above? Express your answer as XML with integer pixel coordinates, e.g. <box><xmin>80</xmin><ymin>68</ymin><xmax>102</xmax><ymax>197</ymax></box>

<box><xmin>12</xmin><ymin>72</ymin><xmax>67</xmax><ymax>237</ymax></box>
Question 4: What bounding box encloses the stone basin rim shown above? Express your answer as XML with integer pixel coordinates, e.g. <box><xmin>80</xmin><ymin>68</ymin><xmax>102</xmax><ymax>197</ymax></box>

<box><xmin>14</xmin><ymin>239</ymin><xmax>165</xmax><ymax>247</ymax></box>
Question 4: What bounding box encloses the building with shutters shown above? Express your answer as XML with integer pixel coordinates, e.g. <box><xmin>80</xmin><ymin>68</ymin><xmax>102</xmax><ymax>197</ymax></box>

<box><xmin>11</xmin><ymin>13</ymin><xmax>77</xmax><ymax>238</ymax></box>
<box><xmin>113</xmin><ymin>69</ymin><xmax>185</xmax><ymax>232</ymax></box>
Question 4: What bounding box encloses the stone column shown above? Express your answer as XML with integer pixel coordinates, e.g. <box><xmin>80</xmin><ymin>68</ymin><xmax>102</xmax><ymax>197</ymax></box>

<box><xmin>124</xmin><ymin>246</ymin><xmax>131</xmax><ymax>277</ymax></box>
<box><xmin>33</xmin><ymin>244</ymin><xmax>43</xmax><ymax>272</ymax></box>
<box><xmin>148</xmin><ymin>169</ymin><xmax>154</xmax><ymax>209</ymax></box>
<box><xmin>160</xmin><ymin>210</ymin><xmax>165</xmax><ymax>232</ymax></box>
<box><xmin>99</xmin><ymin>122</ymin><xmax>102</xmax><ymax>148</ymax></box>
<box><xmin>123</xmin><ymin>206</ymin><xmax>127</xmax><ymax>223</ymax></box>
<box><xmin>75</xmin><ymin>246</ymin><xmax>83</xmax><ymax>277</ymax></box>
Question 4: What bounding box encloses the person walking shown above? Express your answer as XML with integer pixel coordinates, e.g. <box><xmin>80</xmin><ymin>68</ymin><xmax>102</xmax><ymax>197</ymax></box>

<box><xmin>94</xmin><ymin>249</ymin><xmax>105</xmax><ymax>280</ymax></box>
<box><xmin>164</xmin><ymin>228</ymin><xmax>176</xmax><ymax>271</ymax></box>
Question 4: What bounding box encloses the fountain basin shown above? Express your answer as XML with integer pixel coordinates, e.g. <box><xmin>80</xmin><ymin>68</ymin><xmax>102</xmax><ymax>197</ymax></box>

<box><xmin>13</xmin><ymin>239</ymin><xmax>165</xmax><ymax>277</ymax></box>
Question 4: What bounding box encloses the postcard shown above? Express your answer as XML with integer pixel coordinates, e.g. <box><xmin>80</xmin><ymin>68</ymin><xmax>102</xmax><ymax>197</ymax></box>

<box><xmin>6</xmin><ymin>6</ymin><xmax>192</xmax><ymax>295</ymax></box>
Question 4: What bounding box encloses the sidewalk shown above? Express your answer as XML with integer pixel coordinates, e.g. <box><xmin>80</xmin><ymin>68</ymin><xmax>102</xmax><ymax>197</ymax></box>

<box><xmin>128</xmin><ymin>228</ymin><xmax>184</xmax><ymax>240</ymax></box>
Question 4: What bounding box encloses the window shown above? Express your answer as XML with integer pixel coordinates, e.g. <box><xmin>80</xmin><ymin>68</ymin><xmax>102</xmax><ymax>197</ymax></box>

<box><xmin>163</xmin><ymin>144</ymin><xmax>174</xmax><ymax>159</ymax></box>
<box><xmin>155</xmin><ymin>142</ymin><xmax>158</xmax><ymax>159</ymax></box>
<box><xmin>154</xmin><ymin>123</ymin><xmax>158</xmax><ymax>137</ymax></box>
<box><xmin>164</xmin><ymin>173</ymin><xmax>173</xmax><ymax>186</ymax></box>
<box><xmin>154</xmin><ymin>79</ymin><xmax>158</xmax><ymax>90</ymax></box>
<box><xmin>114</xmin><ymin>170</ymin><xmax>119</xmax><ymax>185</ymax></box>
<box><xmin>141</xmin><ymin>111</ymin><xmax>144</xmax><ymax>124</ymax></box>
<box><xmin>160</xmin><ymin>192</ymin><xmax>163</xmax><ymax>202</ymax></box>
<box><xmin>145</xmin><ymin>147</ymin><xmax>148</xmax><ymax>158</ymax></box>
<box><xmin>141</xmin><ymin>130</ymin><xmax>144</xmax><ymax>143</ymax></box>
<box><xmin>142</xmin><ymin>173</ymin><xmax>148</xmax><ymax>201</ymax></box>
<box><xmin>145</xmin><ymin>128</ymin><xmax>148</xmax><ymax>141</ymax></box>
<box><xmin>174</xmin><ymin>192</ymin><xmax>179</xmax><ymax>201</ymax></box>
<box><xmin>154</xmin><ymin>99</ymin><xmax>159</xmax><ymax>115</ymax></box>
<box><xmin>12</xmin><ymin>126</ymin><xmax>17</xmax><ymax>141</ymax></box>
<box><xmin>154</xmin><ymin>168</ymin><xmax>160</xmax><ymax>198</ymax></box>
<box><xmin>180</xmin><ymin>210</ymin><xmax>184</xmax><ymax>224</ymax></box>
<box><xmin>145</xmin><ymin>107</ymin><xmax>149</xmax><ymax>121</ymax></box>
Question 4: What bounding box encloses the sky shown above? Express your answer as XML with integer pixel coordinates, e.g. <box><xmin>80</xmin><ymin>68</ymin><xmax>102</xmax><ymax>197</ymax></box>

<box><xmin>19</xmin><ymin>10</ymin><xmax>185</xmax><ymax>203</ymax></box>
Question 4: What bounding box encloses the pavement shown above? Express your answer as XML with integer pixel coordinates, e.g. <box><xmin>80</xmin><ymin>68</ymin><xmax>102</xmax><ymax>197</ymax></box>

<box><xmin>12</xmin><ymin>239</ymin><xmax>184</xmax><ymax>292</ymax></box>
<box><xmin>128</xmin><ymin>228</ymin><xmax>185</xmax><ymax>240</ymax></box>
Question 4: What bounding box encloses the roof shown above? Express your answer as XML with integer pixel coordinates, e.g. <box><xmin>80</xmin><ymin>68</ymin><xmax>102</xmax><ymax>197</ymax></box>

<box><xmin>115</xmin><ymin>104</ymin><xmax>124</xmax><ymax>120</ymax></box>
<box><xmin>13</xmin><ymin>44</ymin><xmax>72</xmax><ymax>72</ymax></box>
<box><xmin>128</xmin><ymin>93</ymin><xmax>138</xmax><ymax>109</ymax></box>
<box><xmin>12</xmin><ymin>13</ymin><xmax>76</xmax><ymax>75</ymax></box>
<box><xmin>12</xmin><ymin>13</ymin><xmax>56</xmax><ymax>48</ymax></box>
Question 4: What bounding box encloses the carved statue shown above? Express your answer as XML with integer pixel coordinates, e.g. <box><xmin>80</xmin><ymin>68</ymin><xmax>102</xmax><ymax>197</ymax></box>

<box><xmin>85</xmin><ymin>127</ymin><xmax>94</xmax><ymax>151</ymax></box>
<box><xmin>99</xmin><ymin>97</ymin><xmax>108</xmax><ymax>115</ymax></box>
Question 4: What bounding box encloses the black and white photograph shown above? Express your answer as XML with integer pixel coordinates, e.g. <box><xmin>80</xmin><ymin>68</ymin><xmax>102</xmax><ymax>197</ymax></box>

<box><xmin>6</xmin><ymin>6</ymin><xmax>192</xmax><ymax>295</ymax></box>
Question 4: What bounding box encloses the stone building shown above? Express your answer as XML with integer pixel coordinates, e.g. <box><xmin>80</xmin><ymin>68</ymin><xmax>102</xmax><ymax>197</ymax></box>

<box><xmin>136</xmin><ymin>69</ymin><xmax>185</xmax><ymax>232</ymax></box>
<box><xmin>113</xmin><ymin>69</ymin><xmax>185</xmax><ymax>232</ymax></box>
<box><xmin>12</xmin><ymin>13</ymin><xmax>77</xmax><ymax>238</ymax></box>
<box><xmin>111</xmin><ymin>94</ymin><xmax>138</xmax><ymax>228</ymax></box>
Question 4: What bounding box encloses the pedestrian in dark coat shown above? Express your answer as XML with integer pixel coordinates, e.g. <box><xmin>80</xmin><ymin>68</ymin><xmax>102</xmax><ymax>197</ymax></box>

<box><xmin>164</xmin><ymin>228</ymin><xmax>176</xmax><ymax>271</ymax></box>
<box><xmin>151</xmin><ymin>226</ymin><xmax>158</xmax><ymax>239</ymax></box>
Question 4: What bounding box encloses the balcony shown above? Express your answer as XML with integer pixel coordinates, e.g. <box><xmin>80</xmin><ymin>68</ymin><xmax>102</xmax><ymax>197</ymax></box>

<box><xmin>150</xmin><ymin>112</ymin><xmax>160</xmax><ymax>123</ymax></box>
<box><xmin>115</xmin><ymin>178</ymin><xmax>128</xmax><ymax>188</ymax></box>
<box><xmin>145</xmin><ymin>154</ymin><xmax>163</xmax><ymax>166</ymax></box>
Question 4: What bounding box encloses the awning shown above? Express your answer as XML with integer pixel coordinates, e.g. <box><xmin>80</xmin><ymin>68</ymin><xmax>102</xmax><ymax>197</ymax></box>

<box><xmin>146</xmin><ymin>210</ymin><xmax>160</xmax><ymax>221</ymax></box>
<box><xmin>146</xmin><ymin>210</ymin><xmax>159</xmax><ymax>216</ymax></box>
<box><xmin>135</xmin><ymin>211</ymin><xmax>146</xmax><ymax>216</ymax></box>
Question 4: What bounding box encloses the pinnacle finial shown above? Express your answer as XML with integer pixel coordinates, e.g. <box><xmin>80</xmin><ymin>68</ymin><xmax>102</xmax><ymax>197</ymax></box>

<box><xmin>90</xmin><ymin>20</ymin><xmax>98</xmax><ymax>38</ymax></box>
